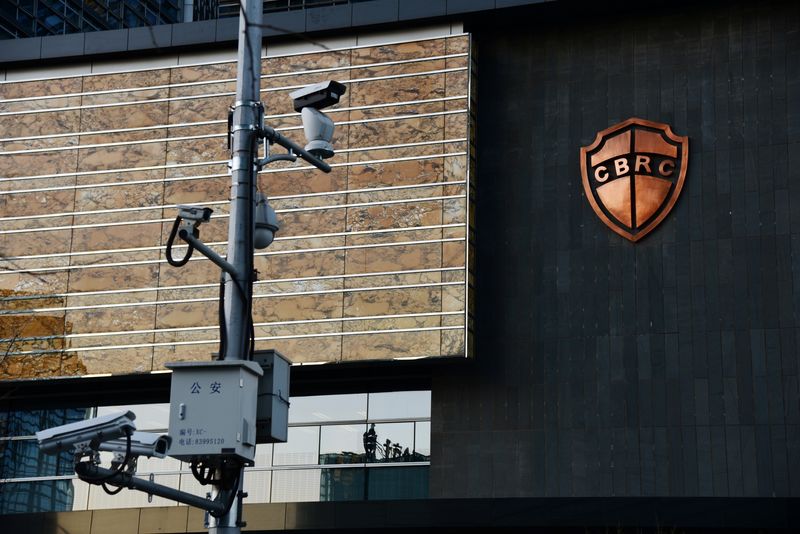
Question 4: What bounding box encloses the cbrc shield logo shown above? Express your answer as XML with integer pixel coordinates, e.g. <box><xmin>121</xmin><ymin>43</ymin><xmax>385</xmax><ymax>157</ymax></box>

<box><xmin>580</xmin><ymin>118</ymin><xmax>688</xmax><ymax>242</ymax></box>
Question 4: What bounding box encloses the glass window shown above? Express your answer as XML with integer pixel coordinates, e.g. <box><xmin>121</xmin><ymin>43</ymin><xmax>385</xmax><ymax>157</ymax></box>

<box><xmin>320</xmin><ymin>468</ymin><xmax>365</xmax><ymax>501</ymax></box>
<box><xmin>368</xmin><ymin>422</ymin><xmax>414</xmax><ymax>463</ymax></box>
<box><xmin>367</xmin><ymin>466</ymin><xmax>429</xmax><ymax>500</ymax></box>
<box><xmin>289</xmin><ymin>394</ymin><xmax>367</xmax><ymax>424</ymax></box>
<box><xmin>0</xmin><ymin>479</ymin><xmax>81</xmax><ymax>514</ymax></box>
<box><xmin>271</xmin><ymin>469</ymin><xmax>321</xmax><ymax>503</ymax></box>
<box><xmin>319</xmin><ymin>424</ymin><xmax>366</xmax><ymax>464</ymax></box>
<box><xmin>414</xmin><ymin>421</ymin><xmax>431</xmax><ymax>460</ymax></box>
<box><xmin>273</xmin><ymin>426</ymin><xmax>319</xmax><ymax>466</ymax></box>
<box><xmin>368</xmin><ymin>391</ymin><xmax>430</xmax><ymax>421</ymax></box>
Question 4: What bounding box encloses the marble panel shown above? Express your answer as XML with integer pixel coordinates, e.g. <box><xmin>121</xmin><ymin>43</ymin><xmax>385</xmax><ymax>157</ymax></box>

<box><xmin>164</xmin><ymin>175</ymin><xmax>229</xmax><ymax>205</ymax></box>
<box><xmin>67</xmin><ymin>332</ymin><xmax>155</xmax><ymax>350</ymax></box>
<box><xmin>0</xmin><ymin>94</ymin><xmax>82</xmax><ymax>114</ymax></box>
<box><xmin>75</xmin><ymin>346</ymin><xmax>154</xmax><ymax>375</ymax></box>
<box><xmin>341</xmin><ymin>330</ymin><xmax>440</xmax><ymax>361</ymax></box>
<box><xmin>76</xmin><ymin>168</ymin><xmax>164</xmax><ymax>186</ymax></box>
<box><xmin>266</xmin><ymin>50</ymin><xmax>350</xmax><ymax>74</ymax></box>
<box><xmin>155</xmin><ymin>284</ymin><xmax>216</xmax><ymax>303</ymax></box>
<box><xmin>270</xmin><ymin>206</ymin><xmax>347</xmax><ymax>240</ymax></box>
<box><xmin>80</xmin><ymin>102</ymin><xmax>169</xmax><ymax>133</ymax></box>
<box><xmin>0</xmin><ymin>188</ymin><xmax>75</xmax><ymax>218</ymax></box>
<box><xmin>153</xmin><ymin>325</ymin><xmax>217</xmax><ymax>345</ymax></box>
<box><xmin>443</xmin><ymin>240</ymin><xmax>466</xmax><ymax>269</ymax></box>
<box><xmin>0</xmin><ymin>309</ymin><xmax>67</xmax><ymax>354</ymax></box>
<box><xmin>0</xmin><ymin>110</ymin><xmax>81</xmax><ymax>139</ymax></box>
<box><xmin>165</xmin><ymin>161</ymin><xmax>228</xmax><ymax>179</ymax></box>
<box><xmin>441</xmin><ymin>270</ymin><xmax>466</xmax><ymax>312</ymax></box>
<box><xmin>440</xmin><ymin>328</ymin><xmax>466</xmax><ymax>358</ymax></box>
<box><xmin>69</xmin><ymin>222</ymin><xmax>163</xmax><ymax>254</ymax></box>
<box><xmin>158</xmin><ymin>254</ymin><xmax>220</xmax><ymax>287</ymax></box>
<box><xmin>263</xmin><ymin>166</ymin><xmax>347</xmax><ymax>198</ymax></box>
<box><xmin>350</xmin><ymin>99</ymin><xmax>443</xmax><ymax>124</ymax></box>
<box><xmin>346</xmin><ymin>158</ymin><xmax>443</xmax><ymax>192</ymax></box>
<box><xmin>345</xmin><ymin>241</ymin><xmax>442</xmax><ymax>276</ymax></box>
<box><xmin>444</xmin><ymin>153</ymin><xmax>468</xmax><ymax>182</ymax></box>
<box><xmin>64</xmin><ymin>299</ymin><xmax>157</xmax><ymax>335</ymax></box>
<box><xmin>0</xmin><ymin>265</ymin><xmax>69</xmax><ymax>295</ymax></box>
<box><xmin>0</xmin><ymin>227</ymin><xmax>73</xmax><ymax>256</ymax></box>
<box><xmin>351</xmin><ymin>58</ymin><xmax>446</xmax><ymax>80</ymax></box>
<box><xmin>253</xmin><ymin>333</ymin><xmax>342</xmax><ymax>364</ymax></box>
<box><xmin>67</xmin><ymin>263</ymin><xmax>159</xmax><ymax>292</ymax></box>
<box><xmin>77</xmin><ymin>142</ymin><xmax>166</xmax><ymax>172</ymax></box>
<box><xmin>0</xmin><ymin>354</ymin><xmax>66</xmax><ymax>379</ymax></box>
<box><xmin>443</xmin><ymin>196</ymin><xmax>467</xmax><ymax>226</ymax></box>
<box><xmin>348</xmin><ymin>73</ymin><xmax>446</xmax><ymax>108</ymax></box>
<box><xmin>0</xmin><ymin>150</ymin><xmax>78</xmax><ymax>178</ymax></box>
<box><xmin>80</xmin><ymin>128</ymin><xmax>166</xmax><ymax>146</ymax></box>
<box><xmin>352</xmin><ymin>40</ymin><xmax>446</xmax><ymax>65</ymax></box>
<box><xmin>252</xmin><ymin>292</ymin><xmax>343</xmax><ymax>323</ymax></box>
<box><xmin>342</xmin><ymin>313</ymin><xmax>440</xmax><ymax>333</ymax></box>
<box><xmin>82</xmin><ymin>69</ymin><xmax>171</xmax><ymax>93</ymax></box>
<box><xmin>444</xmin><ymin>113</ymin><xmax>468</xmax><ymax>140</ymax></box>
<box><xmin>171</xmin><ymin>62</ymin><xmax>237</xmax><ymax>84</ymax></box>
<box><xmin>446</xmin><ymin>36</ymin><xmax>469</xmax><ymax>55</ymax></box>
<box><xmin>345</xmin><ymin>198</ymin><xmax>443</xmax><ymax>232</ymax></box>
<box><xmin>166</xmin><ymin>122</ymin><xmax>226</xmax><ymax>139</ymax></box>
<box><xmin>155</xmin><ymin>300</ymin><xmax>217</xmax><ymax>329</ymax></box>
<box><xmin>0</xmin><ymin>77</ymin><xmax>82</xmax><ymax>101</ymax></box>
<box><xmin>445</xmin><ymin>70</ymin><xmax>468</xmax><ymax>101</ymax></box>
<box><xmin>170</xmin><ymin>80</ymin><xmax>236</xmax><ymax>100</ymax></box>
<box><xmin>168</xmin><ymin>93</ymin><xmax>232</xmax><ymax>124</ymax></box>
<box><xmin>444</xmin><ymin>97</ymin><xmax>468</xmax><ymax>111</ymax></box>
<box><xmin>73</xmin><ymin>184</ymin><xmax>163</xmax><ymax>220</ymax></box>
<box><xmin>343</xmin><ymin>286</ymin><xmax>440</xmax><ymax>318</ymax></box>
<box><xmin>346</xmin><ymin>141</ymin><xmax>447</xmax><ymax>164</ymax></box>
<box><xmin>345</xmin><ymin>228</ymin><xmax>442</xmax><ymax>248</ymax></box>
<box><xmin>257</xmin><ymin>247</ymin><xmax>345</xmax><ymax>281</ymax></box>
<box><xmin>153</xmin><ymin>343</ymin><xmax>217</xmax><ymax>368</ymax></box>
<box><xmin>82</xmin><ymin>88</ymin><xmax>168</xmax><ymax>108</ymax></box>
<box><xmin>343</xmin><ymin>270</ymin><xmax>442</xmax><ymax>290</ymax></box>
<box><xmin>348</xmin><ymin>114</ymin><xmax>445</xmax><ymax>148</ymax></box>
<box><xmin>166</xmin><ymin>136</ymin><xmax>228</xmax><ymax>165</ymax></box>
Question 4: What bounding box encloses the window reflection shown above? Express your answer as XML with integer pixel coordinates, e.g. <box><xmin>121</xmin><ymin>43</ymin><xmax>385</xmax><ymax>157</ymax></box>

<box><xmin>319</xmin><ymin>424</ymin><xmax>366</xmax><ymax>464</ymax></box>
<box><xmin>368</xmin><ymin>391</ymin><xmax>430</xmax><ymax>420</ymax></box>
<box><xmin>288</xmin><ymin>394</ymin><xmax>367</xmax><ymax>424</ymax></box>
<box><xmin>273</xmin><ymin>426</ymin><xmax>319</xmax><ymax>466</ymax></box>
<box><xmin>365</xmin><ymin>422</ymin><xmax>415</xmax><ymax>463</ymax></box>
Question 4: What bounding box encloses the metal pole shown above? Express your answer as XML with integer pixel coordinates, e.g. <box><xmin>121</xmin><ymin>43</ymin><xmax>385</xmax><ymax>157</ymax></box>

<box><xmin>211</xmin><ymin>0</ymin><xmax>263</xmax><ymax>532</ymax></box>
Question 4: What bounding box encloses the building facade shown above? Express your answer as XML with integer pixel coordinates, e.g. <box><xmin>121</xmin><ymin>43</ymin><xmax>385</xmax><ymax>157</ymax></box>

<box><xmin>2</xmin><ymin>0</ymin><xmax>800</xmax><ymax>531</ymax></box>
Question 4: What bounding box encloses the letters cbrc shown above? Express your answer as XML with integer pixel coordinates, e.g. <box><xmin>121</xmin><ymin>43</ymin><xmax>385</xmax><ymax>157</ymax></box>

<box><xmin>593</xmin><ymin>155</ymin><xmax>675</xmax><ymax>183</ymax></box>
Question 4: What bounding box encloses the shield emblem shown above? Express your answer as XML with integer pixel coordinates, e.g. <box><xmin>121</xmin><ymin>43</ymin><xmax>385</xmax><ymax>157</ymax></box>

<box><xmin>580</xmin><ymin>118</ymin><xmax>688</xmax><ymax>242</ymax></box>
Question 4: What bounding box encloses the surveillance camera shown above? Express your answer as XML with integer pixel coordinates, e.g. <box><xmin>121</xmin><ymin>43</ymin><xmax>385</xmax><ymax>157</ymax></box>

<box><xmin>97</xmin><ymin>431</ymin><xmax>172</xmax><ymax>459</ymax></box>
<box><xmin>177</xmin><ymin>205</ymin><xmax>213</xmax><ymax>223</ymax></box>
<box><xmin>254</xmin><ymin>192</ymin><xmax>280</xmax><ymax>249</ymax></box>
<box><xmin>289</xmin><ymin>80</ymin><xmax>346</xmax><ymax>113</ymax></box>
<box><xmin>36</xmin><ymin>411</ymin><xmax>136</xmax><ymax>455</ymax></box>
<box><xmin>300</xmin><ymin>108</ymin><xmax>336</xmax><ymax>160</ymax></box>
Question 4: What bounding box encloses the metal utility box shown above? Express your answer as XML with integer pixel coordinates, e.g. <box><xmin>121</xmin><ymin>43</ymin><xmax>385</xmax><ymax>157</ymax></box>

<box><xmin>253</xmin><ymin>350</ymin><xmax>291</xmax><ymax>443</ymax></box>
<box><xmin>165</xmin><ymin>360</ymin><xmax>263</xmax><ymax>464</ymax></box>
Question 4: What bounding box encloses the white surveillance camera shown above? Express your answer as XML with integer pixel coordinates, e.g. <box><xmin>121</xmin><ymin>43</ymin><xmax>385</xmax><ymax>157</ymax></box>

<box><xmin>177</xmin><ymin>205</ymin><xmax>213</xmax><ymax>223</ymax></box>
<box><xmin>300</xmin><ymin>107</ymin><xmax>336</xmax><ymax>160</ymax></box>
<box><xmin>36</xmin><ymin>411</ymin><xmax>136</xmax><ymax>455</ymax></box>
<box><xmin>254</xmin><ymin>192</ymin><xmax>280</xmax><ymax>249</ymax></box>
<box><xmin>97</xmin><ymin>431</ymin><xmax>172</xmax><ymax>459</ymax></box>
<box><xmin>289</xmin><ymin>80</ymin><xmax>346</xmax><ymax>112</ymax></box>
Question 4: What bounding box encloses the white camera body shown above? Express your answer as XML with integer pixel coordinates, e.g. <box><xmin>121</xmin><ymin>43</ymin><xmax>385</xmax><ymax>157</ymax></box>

<box><xmin>97</xmin><ymin>431</ymin><xmax>172</xmax><ymax>459</ymax></box>
<box><xmin>36</xmin><ymin>411</ymin><xmax>136</xmax><ymax>455</ymax></box>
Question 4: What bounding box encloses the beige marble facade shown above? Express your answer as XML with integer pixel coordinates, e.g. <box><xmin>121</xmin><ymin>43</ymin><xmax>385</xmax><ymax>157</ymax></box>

<box><xmin>0</xmin><ymin>35</ymin><xmax>474</xmax><ymax>379</ymax></box>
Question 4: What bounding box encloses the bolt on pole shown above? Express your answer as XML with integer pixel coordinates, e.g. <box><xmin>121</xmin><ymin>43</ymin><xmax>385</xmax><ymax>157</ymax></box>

<box><xmin>210</xmin><ymin>0</ymin><xmax>263</xmax><ymax>532</ymax></box>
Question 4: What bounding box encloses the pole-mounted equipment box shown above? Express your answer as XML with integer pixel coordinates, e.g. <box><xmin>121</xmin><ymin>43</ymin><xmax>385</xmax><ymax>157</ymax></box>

<box><xmin>252</xmin><ymin>350</ymin><xmax>291</xmax><ymax>443</ymax></box>
<box><xmin>165</xmin><ymin>360</ymin><xmax>263</xmax><ymax>464</ymax></box>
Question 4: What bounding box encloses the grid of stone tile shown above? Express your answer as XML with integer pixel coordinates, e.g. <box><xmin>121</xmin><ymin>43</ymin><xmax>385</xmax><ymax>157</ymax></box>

<box><xmin>0</xmin><ymin>35</ymin><xmax>472</xmax><ymax>378</ymax></box>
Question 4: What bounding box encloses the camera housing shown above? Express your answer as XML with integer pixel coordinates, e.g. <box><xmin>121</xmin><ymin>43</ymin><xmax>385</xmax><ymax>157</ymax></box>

<box><xmin>36</xmin><ymin>411</ymin><xmax>137</xmax><ymax>455</ymax></box>
<box><xmin>177</xmin><ymin>205</ymin><xmax>213</xmax><ymax>223</ymax></box>
<box><xmin>289</xmin><ymin>80</ymin><xmax>346</xmax><ymax>112</ymax></box>
<box><xmin>97</xmin><ymin>431</ymin><xmax>172</xmax><ymax>459</ymax></box>
<box><xmin>254</xmin><ymin>192</ymin><xmax>280</xmax><ymax>249</ymax></box>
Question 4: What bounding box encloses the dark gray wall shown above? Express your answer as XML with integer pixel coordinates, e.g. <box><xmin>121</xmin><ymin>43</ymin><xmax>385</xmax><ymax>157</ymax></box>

<box><xmin>432</xmin><ymin>0</ymin><xmax>800</xmax><ymax>498</ymax></box>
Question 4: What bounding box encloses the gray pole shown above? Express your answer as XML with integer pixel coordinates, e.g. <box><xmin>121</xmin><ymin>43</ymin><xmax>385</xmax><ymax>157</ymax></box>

<box><xmin>210</xmin><ymin>0</ymin><xmax>263</xmax><ymax>532</ymax></box>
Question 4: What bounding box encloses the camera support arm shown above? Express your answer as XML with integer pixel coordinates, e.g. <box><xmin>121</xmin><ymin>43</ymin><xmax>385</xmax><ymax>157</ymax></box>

<box><xmin>75</xmin><ymin>462</ymin><xmax>228</xmax><ymax>515</ymax></box>
<box><xmin>178</xmin><ymin>230</ymin><xmax>240</xmax><ymax>280</ymax></box>
<box><xmin>260</xmin><ymin>125</ymin><xmax>331</xmax><ymax>173</ymax></box>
